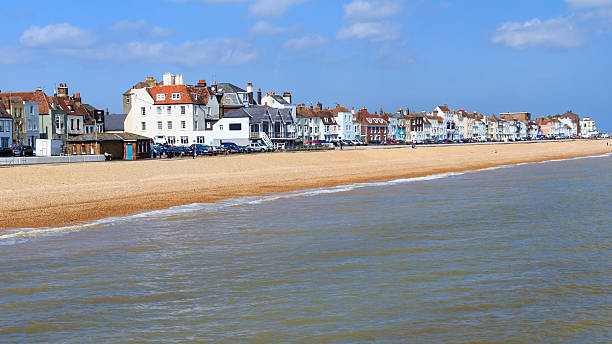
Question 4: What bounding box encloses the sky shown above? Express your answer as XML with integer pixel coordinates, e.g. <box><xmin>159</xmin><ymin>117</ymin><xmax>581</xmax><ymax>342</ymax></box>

<box><xmin>0</xmin><ymin>0</ymin><xmax>611</xmax><ymax>131</ymax></box>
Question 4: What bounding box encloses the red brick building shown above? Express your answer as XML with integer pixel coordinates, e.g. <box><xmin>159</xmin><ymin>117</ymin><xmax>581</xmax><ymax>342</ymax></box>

<box><xmin>357</xmin><ymin>109</ymin><xmax>388</xmax><ymax>143</ymax></box>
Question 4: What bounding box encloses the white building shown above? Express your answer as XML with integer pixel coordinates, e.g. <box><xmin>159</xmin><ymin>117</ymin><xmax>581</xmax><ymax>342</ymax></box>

<box><xmin>580</xmin><ymin>117</ymin><xmax>598</xmax><ymax>138</ymax></box>
<box><xmin>334</xmin><ymin>108</ymin><xmax>360</xmax><ymax>141</ymax></box>
<box><xmin>260</xmin><ymin>91</ymin><xmax>297</xmax><ymax>121</ymax></box>
<box><xmin>434</xmin><ymin>105</ymin><xmax>459</xmax><ymax>140</ymax></box>
<box><xmin>124</xmin><ymin>72</ymin><xmax>213</xmax><ymax>145</ymax></box>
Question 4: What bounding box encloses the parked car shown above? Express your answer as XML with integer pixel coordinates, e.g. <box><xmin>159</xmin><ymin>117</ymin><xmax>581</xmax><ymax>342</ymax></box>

<box><xmin>12</xmin><ymin>145</ymin><xmax>34</xmax><ymax>157</ymax></box>
<box><xmin>0</xmin><ymin>147</ymin><xmax>13</xmax><ymax>157</ymax></box>
<box><xmin>221</xmin><ymin>142</ymin><xmax>249</xmax><ymax>153</ymax></box>
<box><xmin>190</xmin><ymin>144</ymin><xmax>216</xmax><ymax>156</ymax></box>
<box><xmin>341</xmin><ymin>139</ymin><xmax>353</xmax><ymax>146</ymax></box>
<box><xmin>166</xmin><ymin>145</ymin><xmax>191</xmax><ymax>157</ymax></box>
<box><xmin>350</xmin><ymin>140</ymin><xmax>362</xmax><ymax>146</ymax></box>
<box><xmin>249</xmin><ymin>142</ymin><xmax>271</xmax><ymax>152</ymax></box>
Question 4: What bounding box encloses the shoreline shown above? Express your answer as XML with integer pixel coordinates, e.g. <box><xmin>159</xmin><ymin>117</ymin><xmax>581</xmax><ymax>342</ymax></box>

<box><xmin>1</xmin><ymin>140</ymin><xmax>610</xmax><ymax>231</ymax></box>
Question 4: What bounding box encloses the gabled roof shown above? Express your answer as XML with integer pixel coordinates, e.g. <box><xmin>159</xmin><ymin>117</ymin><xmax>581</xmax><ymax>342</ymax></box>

<box><xmin>437</xmin><ymin>105</ymin><xmax>451</xmax><ymax>112</ymax></box>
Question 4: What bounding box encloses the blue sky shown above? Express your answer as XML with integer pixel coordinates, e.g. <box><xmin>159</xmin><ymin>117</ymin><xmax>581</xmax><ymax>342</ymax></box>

<box><xmin>1</xmin><ymin>0</ymin><xmax>611</xmax><ymax>131</ymax></box>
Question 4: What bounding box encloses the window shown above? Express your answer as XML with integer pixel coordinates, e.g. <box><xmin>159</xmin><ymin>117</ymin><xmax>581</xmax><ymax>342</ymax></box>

<box><xmin>181</xmin><ymin>121</ymin><xmax>186</xmax><ymax>129</ymax></box>
<box><xmin>168</xmin><ymin>136</ymin><xmax>176</xmax><ymax>144</ymax></box>
<box><xmin>180</xmin><ymin>106</ymin><xmax>185</xmax><ymax>114</ymax></box>
<box><xmin>172</xmin><ymin>93</ymin><xmax>181</xmax><ymax>100</ymax></box>
<box><xmin>157</xmin><ymin>121</ymin><xmax>162</xmax><ymax>130</ymax></box>
<box><xmin>194</xmin><ymin>93</ymin><xmax>198</xmax><ymax>100</ymax></box>
<box><xmin>141</xmin><ymin>107</ymin><xmax>146</xmax><ymax>116</ymax></box>
<box><xmin>157</xmin><ymin>106</ymin><xmax>162</xmax><ymax>115</ymax></box>
<box><xmin>156</xmin><ymin>93</ymin><xmax>166</xmax><ymax>101</ymax></box>
<box><xmin>219</xmin><ymin>125</ymin><xmax>224</xmax><ymax>130</ymax></box>
<box><xmin>229</xmin><ymin>123</ymin><xmax>241</xmax><ymax>131</ymax></box>
<box><xmin>71</xmin><ymin>118</ymin><xmax>75</xmax><ymax>130</ymax></box>
<box><xmin>126</xmin><ymin>95</ymin><xmax>130</xmax><ymax>104</ymax></box>
<box><xmin>197</xmin><ymin>136</ymin><xmax>205</xmax><ymax>144</ymax></box>
<box><xmin>167</xmin><ymin>121</ymin><xmax>173</xmax><ymax>130</ymax></box>
<box><xmin>167</xmin><ymin>106</ymin><xmax>172</xmax><ymax>114</ymax></box>
<box><xmin>181</xmin><ymin>136</ymin><xmax>189</xmax><ymax>144</ymax></box>
<box><xmin>141</xmin><ymin>122</ymin><xmax>146</xmax><ymax>130</ymax></box>
<box><xmin>30</xmin><ymin>106</ymin><xmax>33</xmax><ymax>113</ymax></box>
<box><xmin>194</xmin><ymin>121</ymin><xmax>198</xmax><ymax>130</ymax></box>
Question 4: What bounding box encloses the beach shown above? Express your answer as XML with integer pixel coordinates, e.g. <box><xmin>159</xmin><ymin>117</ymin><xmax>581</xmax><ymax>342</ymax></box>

<box><xmin>1</xmin><ymin>140</ymin><xmax>610</xmax><ymax>231</ymax></box>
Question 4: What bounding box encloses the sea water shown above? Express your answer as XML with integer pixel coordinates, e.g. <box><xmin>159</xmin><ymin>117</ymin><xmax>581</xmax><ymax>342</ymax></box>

<box><xmin>1</xmin><ymin>154</ymin><xmax>610</xmax><ymax>343</ymax></box>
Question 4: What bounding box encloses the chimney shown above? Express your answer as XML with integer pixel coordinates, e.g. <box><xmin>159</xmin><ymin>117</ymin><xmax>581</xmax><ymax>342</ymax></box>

<box><xmin>247</xmin><ymin>83</ymin><xmax>254</xmax><ymax>104</ymax></box>
<box><xmin>175</xmin><ymin>74</ymin><xmax>184</xmax><ymax>85</ymax></box>
<box><xmin>212</xmin><ymin>82</ymin><xmax>218</xmax><ymax>93</ymax></box>
<box><xmin>316</xmin><ymin>102</ymin><xmax>322</xmax><ymax>111</ymax></box>
<box><xmin>196</xmin><ymin>80</ymin><xmax>207</xmax><ymax>90</ymax></box>
<box><xmin>257</xmin><ymin>88</ymin><xmax>262</xmax><ymax>105</ymax></box>
<box><xmin>145</xmin><ymin>76</ymin><xmax>157</xmax><ymax>86</ymax></box>
<box><xmin>283</xmin><ymin>92</ymin><xmax>292</xmax><ymax>104</ymax></box>
<box><xmin>57</xmin><ymin>83</ymin><xmax>68</xmax><ymax>97</ymax></box>
<box><xmin>163</xmin><ymin>72</ymin><xmax>173</xmax><ymax>85</ymax></box>
<box><xmin>351</xmin><ymin>107</ymin><xmax>355</xmax><ymax>115</ymax></box>
<box><xmin>36</xmin><ymin>86</ymin><xmax>42</xmax><ymax>92</ymax></box>
<box><xmin>74</xmin><ymin>93</ymin><xmax>82</xmax><ymax>107</ymax></box>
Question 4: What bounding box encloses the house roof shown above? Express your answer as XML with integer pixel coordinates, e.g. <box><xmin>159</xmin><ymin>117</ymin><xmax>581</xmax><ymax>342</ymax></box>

<box><xmin>0</xmin><ymin>90</ymin><xmax>52</xmax><ymax>115</ymax></box>
<box><xmin>68</xmin><ymin>131</ymin><xmax>151</xmax><ymax>142</ymax></box>
<box><xmin>437</xmin><ymin>105</ymin><xmax>451</xmax><ymax>112</ymax></box>
<box><xmin>0</xmin><ymin>101</ymin><xmax>10</xmax><ymax>119</ymax></box>
<box><xmin>215</xmin><ymin>83</ymin><xmax>246</xmax><ymax>94</ymax></box>
<box><xmin>270</xmin><ymin>94</ymin><xmax>289</xmax><ymax>105</ymax></box>
<box><xmin>147</xmin><ymin>84</ymin><xmax>209</xmax><ymax>105</ymax></box>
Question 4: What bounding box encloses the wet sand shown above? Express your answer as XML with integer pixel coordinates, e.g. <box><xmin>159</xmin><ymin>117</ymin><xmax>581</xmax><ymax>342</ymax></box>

<box><xmin>1</xmin><ymin>140</ymin><xmax>610</xmax><ymax>231</ymax></box>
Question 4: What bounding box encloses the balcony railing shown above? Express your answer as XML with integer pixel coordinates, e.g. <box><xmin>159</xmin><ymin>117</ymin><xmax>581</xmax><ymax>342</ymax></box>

<box><xmin>251</xmin><ymin>131</ymin><xmax>296</xmax><ymax>139</ymax></box>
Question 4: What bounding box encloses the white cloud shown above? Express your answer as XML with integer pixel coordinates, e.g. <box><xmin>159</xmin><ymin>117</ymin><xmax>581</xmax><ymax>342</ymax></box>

<box><xmin>337</xmin><ymin>21</ymin><xmax>401</xmax><ymax>41</ymax></box>
<box><xmin>491</xmin><ymin>17</ymin><xmax>584</xmax><ymax>49</ymax></box>
<box><xmin>109</xmin><ymin>20</ymin><xmax>171</xmax><ymax>39</ymax></box>
<box><xmin>249</xmin><ymin>0</ymin><xmax>307</xmax><ymax>17</ymax></box>
<box><xmin>20</xmin><ymin>23</ymin><xmax>97</xmax><ymax>48</ymax></box>
<box><xmin>283</xmin><ymin>34</ymin><xmax>327</xmax><ymax>51</ymax></box>
<box><xmin>344</xmin><ymin>0</ymin><xmax>403</xmax><ymax>21</ymax></box>
<box><xmin>58</xmin><ymin>39</ymin><xmax>257</xmax><ymax>67</ymax></box>
<box><xmin>249</xmin><ymin>21</ymin><xmax>295</xmax><ymax>35</ymax></box>
<box><xmin>565</xmin><ymin>0</ymin><xmax>612</xmax><ymax>9</ymax></box>
<box><xmin>167</xmin><ymin>0</ymin><xmax>307</xmax><ymax>17</ymax></box>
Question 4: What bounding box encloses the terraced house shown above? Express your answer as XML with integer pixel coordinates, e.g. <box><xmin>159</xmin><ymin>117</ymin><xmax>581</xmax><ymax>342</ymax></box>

<box><xmin>357</xmin><ymin>108</ymin><xmax>388</xmax><ymax>143</ymax></box>
<box><xmin>0</xmin><ymin>101</ymin><xmax>12</xmax><ymax>148</ymax></box>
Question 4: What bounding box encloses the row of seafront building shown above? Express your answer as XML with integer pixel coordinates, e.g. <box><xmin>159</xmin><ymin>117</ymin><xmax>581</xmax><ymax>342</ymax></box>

<box><xmin>0</xmin><ymin>72</ymin><xmax>603</xmax><ymax>160</ymax></box>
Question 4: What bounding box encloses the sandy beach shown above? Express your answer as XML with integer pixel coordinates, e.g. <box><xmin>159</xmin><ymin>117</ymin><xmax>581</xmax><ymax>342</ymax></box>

<box><xmin>1</xmin><ymin>140</ymin><xmax>610</xmax><ymax>231</ymax></box>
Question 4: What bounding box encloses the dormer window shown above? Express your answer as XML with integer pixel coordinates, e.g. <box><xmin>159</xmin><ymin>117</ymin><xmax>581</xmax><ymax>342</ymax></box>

<box><xmin>172</xmin><ymin>93</ymin><xmax>182</xmax><ymax>100</ymax></box>
<box><xmin>193</xmin><ymin>93</ymin><xmax>198</xmax><ymax>100</ymax></box>
<box><xmin>157</xmin><ymin>93</ymin><xmax>166</xmax><ymax>101</ymax></box>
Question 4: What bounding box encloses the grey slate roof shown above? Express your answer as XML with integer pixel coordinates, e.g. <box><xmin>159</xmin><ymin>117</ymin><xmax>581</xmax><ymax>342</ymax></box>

<box><xmin>104</xmin><ymin>113</ymin><xmax>127</xmax><ymax>131</ymax></box>
<box><xmin>279</xmin><ymin>108</ymin><xmax>294</xmax><ymax>123</ymax></box>
<box><xmin>224</xmin><ymin>106</ymin><xmax>293</xmax><ymax>124</ymax></box>
<box><xmin>216</xmin><ymin>83</ymin><xmax>246</xmax><ymax>94</ymax></box>
<box><xmin>271</xmin><ymin>94</ymin><xmax>289</xmax><ymax>105</ymax></box>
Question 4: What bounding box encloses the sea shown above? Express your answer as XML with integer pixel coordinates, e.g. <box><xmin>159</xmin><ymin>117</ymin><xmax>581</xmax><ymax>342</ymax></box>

<box><xmin>1</xmin><ymin>154</ymin><xmax>610</xmax><ymax>343</ymax></box>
